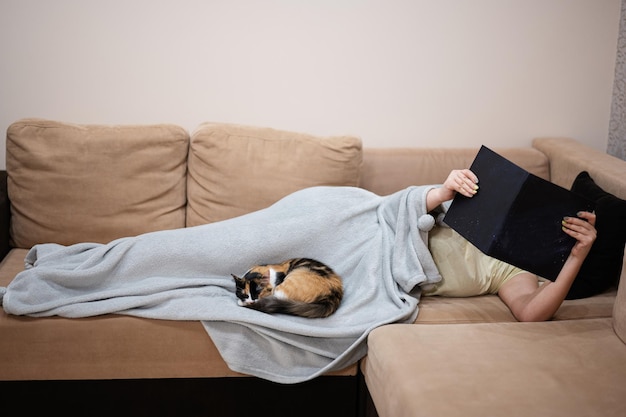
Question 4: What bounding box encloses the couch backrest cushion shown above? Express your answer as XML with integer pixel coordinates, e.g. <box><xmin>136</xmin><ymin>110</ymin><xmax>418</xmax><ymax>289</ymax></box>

<box><xmin>6</xmin><ymin>119</ymin><xmax>189</xmax><ymax>248</ymax></box>
<box><xmin>187</xmin><ymin>122</ymin><xmax>362</xmax><ymax>226</ymax></box>
<box><xmin>360</xmin><ymin>147</ymin><xmax>550</xmax><ymax>196</ymax></box>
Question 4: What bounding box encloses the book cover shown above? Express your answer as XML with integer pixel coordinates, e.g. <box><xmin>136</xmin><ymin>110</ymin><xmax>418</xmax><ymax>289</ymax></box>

<box><xmin>443</xmin><ymin>146</ymin><xmax>595</xmax><ymax>281</ymax></box>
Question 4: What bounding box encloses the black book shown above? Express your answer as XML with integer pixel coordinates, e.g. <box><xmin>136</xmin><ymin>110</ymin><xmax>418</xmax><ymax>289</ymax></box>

<box><xmin>443</xmin><ymin>146</ymin><xmax>594</xmax><ymax>281</ymax></box>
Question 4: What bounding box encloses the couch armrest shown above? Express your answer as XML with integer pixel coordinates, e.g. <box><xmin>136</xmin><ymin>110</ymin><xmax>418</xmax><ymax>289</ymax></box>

<box><xmin>0</xmin><ymin>170</ymin><xmax>10</xmax><ymax>260</ymax></box>
<box><xmin>533</xmin><ymin>138</ymin><xmax>626</xmax><ymax>200</ymax></box>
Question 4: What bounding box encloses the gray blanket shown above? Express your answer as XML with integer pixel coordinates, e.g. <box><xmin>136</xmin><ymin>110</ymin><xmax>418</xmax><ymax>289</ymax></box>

<box><xmin>1</xmin><ymin>185</ymin><xmax>442</xmax><ymax>383</ymax></box>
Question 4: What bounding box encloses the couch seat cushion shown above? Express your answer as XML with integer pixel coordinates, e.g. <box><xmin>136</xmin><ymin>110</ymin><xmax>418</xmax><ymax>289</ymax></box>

<box><xmin>415</xmin><ymin>295</ymin><xmax>516</xmax><ymax>323</ymax></box>
<box><xmin>6</xmin><ymin>119</ymin><xmax>189</xmax><ymax>248</ymax></box>
<box><xmin>0</xmin><ymin>249</ymin><xmax>357</xmax><ymax>380</ymax></box>
<box><xmin>0</xmin><ymin>248</ymin><xmax>243</xmax><ymax>379</ymax></box>
<box><xmin>187</xmin><ymin>122</ymin><xmax>362</xmax><ymax>226</ymax></box>
<box><xmin>363</xmin><ymin>320</ymin><xmax>626</xmax><ymax>417</ymax></box>
<box><xmin>554</xmin><ymin>289</ymin><xmax>617</xmax><ymax>320</ymax></box>
<box><xmin>416</xmin><ymin>292</ymin><xmax>616</xmax><ymax>324</ymax></box>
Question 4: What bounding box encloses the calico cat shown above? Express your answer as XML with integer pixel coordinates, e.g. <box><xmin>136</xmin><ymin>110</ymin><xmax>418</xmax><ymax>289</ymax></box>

<box><xmin>231</xmin><ymin>258</ymin><xmax>343</xmax><ymax>318</ymax></box>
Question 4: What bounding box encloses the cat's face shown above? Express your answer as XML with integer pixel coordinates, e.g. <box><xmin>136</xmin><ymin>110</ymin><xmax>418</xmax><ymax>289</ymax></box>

<box><xmin>232</xmin><ymin>271</ymin><xmax>272</xmax><ymax>306</ymax></box>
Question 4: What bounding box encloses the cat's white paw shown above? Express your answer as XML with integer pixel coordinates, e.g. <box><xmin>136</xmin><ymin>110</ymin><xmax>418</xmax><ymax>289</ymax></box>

<box><xmin>274</xmin><ymin>289</ymin><xmax>287</xmax><ymax>300</ymax></box>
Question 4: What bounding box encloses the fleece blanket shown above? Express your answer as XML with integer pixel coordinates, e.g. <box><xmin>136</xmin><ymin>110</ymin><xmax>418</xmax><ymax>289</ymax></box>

<box><xmin>1</xmin><ymin>185</ymin><xmax>442</xmax><ymax>383</ymax></box>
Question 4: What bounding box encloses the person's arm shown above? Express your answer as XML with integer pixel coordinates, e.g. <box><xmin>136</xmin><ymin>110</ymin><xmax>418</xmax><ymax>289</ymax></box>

<box><xmin>497</xmin><ymin>211</ymin><xmax>597</xmax><ymax>322</ymax></box>
<box><xmin>426</xmin><ymin>169</ymin><xmax>479</xmax><ymax>212</ymax></box>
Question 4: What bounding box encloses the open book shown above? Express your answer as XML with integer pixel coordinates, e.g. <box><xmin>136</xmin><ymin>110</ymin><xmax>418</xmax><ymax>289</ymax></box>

<box><xmin>443</xmin><ymin>146</ymin><xmax>594</xmax><ymax>281</ymax></box>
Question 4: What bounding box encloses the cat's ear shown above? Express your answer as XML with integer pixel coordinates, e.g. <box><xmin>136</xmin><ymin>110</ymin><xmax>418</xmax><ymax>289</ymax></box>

<box><xmin>231</xmin><ymin>274</ymin><xmax>243</xmax><ymax>282</ymax></box>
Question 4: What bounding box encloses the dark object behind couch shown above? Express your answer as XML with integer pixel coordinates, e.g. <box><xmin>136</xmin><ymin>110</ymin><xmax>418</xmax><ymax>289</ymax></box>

<box><xmin>0</xmin><ymin>171</ymin><xmax>10</xmax><ymax>260</ymax></box>
<box><xmin>567</xmin><ymin>171</ymin><xmax>626</xmax><ymax>299</ymax></box>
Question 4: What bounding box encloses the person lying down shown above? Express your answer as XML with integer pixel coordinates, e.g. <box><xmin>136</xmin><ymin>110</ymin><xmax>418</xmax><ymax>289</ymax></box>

<box><xmin>423</xmin><ymin>169</ymin><xmax>596</xmax><ymax>322</ymax></box>
<box><xmin>0</xmin><ymin>168</ymin><xmax>598</xmax><ymax>382</ymax></box>
<box><xmin>1</xmin><ymin>168</ymin><xmax>596</xmax><ymax>324</ymax></box>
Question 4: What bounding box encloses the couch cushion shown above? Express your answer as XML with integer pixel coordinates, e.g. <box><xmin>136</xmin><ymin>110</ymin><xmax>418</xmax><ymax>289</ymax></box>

<box><xmin>360</xmin><ymin>147</ymin><xmax>549</xmax><ymax>196</ymax></box>
<box><xmin>554</xmin><ymin>289</ymin><xmax>617</xmax><ymax>320</ymax></box>
<box><xmin>0</xmin><ymin>248</ymin><xmax>29</xmax><ymax>287</ymax></box>
<box><xmin>0</xmin><ymin>249</ymin><xmax>357</xmax><ymax>380</ymax></box>
<box><xmin>6</xmin><ymin>119</ymin><xmax>189</xmax><ymax>248</ymax></box>
<box><xmin>416</xmin><ymin>292</ymin><xmax>615</xmax><ymax>324</ymax></box>
<box><xmin>415</xmin><ymin>295</ymin><xmax>516</xmax><ymax>323</ymax></box>
<box><xmin>0</xmin><ymin>310</ymin><xmax>358</xmax><ymax>380</ymax></box>
<box><xmin>186</xmin><ymin>122</ymin><xmax>362</xmax><ymax>226</ymax></box>
<box><xmin>363</xmin><ymin>320</ymin><xmax>626</xmax><ymax>417</ymax></box>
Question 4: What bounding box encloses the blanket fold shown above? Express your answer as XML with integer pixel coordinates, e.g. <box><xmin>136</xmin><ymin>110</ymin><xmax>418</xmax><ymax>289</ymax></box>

<box><xmin>1</xmin><ymin>185</ymin><xmax>440</xmax><ymax>383</ymax></box>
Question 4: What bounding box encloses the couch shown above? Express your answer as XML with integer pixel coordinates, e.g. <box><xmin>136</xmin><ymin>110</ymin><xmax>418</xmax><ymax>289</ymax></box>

<box><xmin>0</xmin><ymin>119</ymin><xmax>624</xmax><ymax>416</ymax></box>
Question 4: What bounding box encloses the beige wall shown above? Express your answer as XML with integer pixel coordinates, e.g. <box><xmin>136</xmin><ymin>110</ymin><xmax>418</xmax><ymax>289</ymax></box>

<box><xmin>0</xmin><ymin>0</ymin><xmax>620</xmax><ymax>169</ymax></box>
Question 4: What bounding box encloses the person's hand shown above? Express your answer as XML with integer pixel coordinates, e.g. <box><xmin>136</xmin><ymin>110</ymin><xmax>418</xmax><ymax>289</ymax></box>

<box><xmin>442</xmin><ymin>169</ymin><xmax>479</xmax><ymax>199</ymax></box>
<box><xmin>426</xmin><ymin>169</ymin><xmax>480</xmax><ymax>211</ymax></box>
<box><xmin>562</xmin><ymin>211</ymin><xmax>597</xmax><ymax>260</ymax></box>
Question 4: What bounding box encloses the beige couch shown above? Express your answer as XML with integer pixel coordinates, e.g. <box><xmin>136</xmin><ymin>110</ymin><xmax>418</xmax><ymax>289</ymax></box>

<box><xmin>0</xmin><ymin>119</ymin><xmax>624</xmax><ymax>417</ymax></box>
